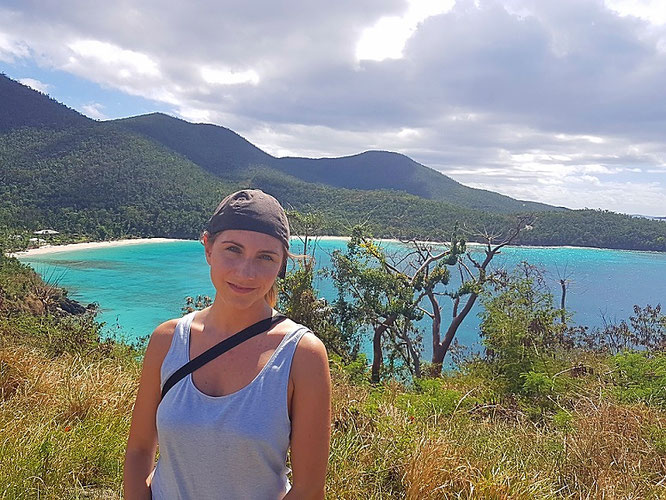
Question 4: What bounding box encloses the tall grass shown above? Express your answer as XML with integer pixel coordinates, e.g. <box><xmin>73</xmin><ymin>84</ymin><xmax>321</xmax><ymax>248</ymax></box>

<box><xmin>0</xmin><ymin>345</ymin><xmax>139</xmax><ymax>499</ymax></box>
<box><xmin>325</xmin><ymin>367</ymin><xmax>666</xmax><ymax>499</ymax></box>
<box><xmin>2</xmin><ymin>343</ymin><xmax>666</xmax><ymax>498</ymax></box>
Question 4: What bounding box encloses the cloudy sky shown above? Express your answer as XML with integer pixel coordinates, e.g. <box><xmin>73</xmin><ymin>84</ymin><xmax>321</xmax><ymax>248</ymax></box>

<box><xmin>1</xmin><ymin>0</ymin><xmax>665</xmax><ymax>216</ymax></box>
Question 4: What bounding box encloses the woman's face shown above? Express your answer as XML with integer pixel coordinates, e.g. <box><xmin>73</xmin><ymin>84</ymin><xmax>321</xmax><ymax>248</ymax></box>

<box><xmin>204</xmin><ymin>229</ymin><xmax>284</xmax><ymax>309</ymax></box>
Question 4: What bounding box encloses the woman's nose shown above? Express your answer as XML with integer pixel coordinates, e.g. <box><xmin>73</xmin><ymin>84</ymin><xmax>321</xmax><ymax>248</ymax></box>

<box><xmin>236</xmin><ymin>258</ymin><xmax>257</xmax><ymax>280</ymax></box>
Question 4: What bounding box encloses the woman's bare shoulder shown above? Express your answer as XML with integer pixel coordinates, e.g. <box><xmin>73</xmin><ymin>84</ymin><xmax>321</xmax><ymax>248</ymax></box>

<box><xmin>143</xmin><ymin>317</ymin><xmax>181</xmax><ymax>364</ymax></box>
<box><xmin>291</xmin><ymin>328</ymin><xmax>329</xmax><ymax>380</ymax></box>
<box><xmin>152</xmin><ymin>317</ymin><xmax>180</xmax><ymax>337</ymax></box>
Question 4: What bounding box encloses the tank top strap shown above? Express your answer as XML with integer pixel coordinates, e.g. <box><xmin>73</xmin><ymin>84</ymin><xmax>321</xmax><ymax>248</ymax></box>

<box><xmin>260</xmin><ymin>325</ymin><xmax>309</xmax><ymax>386</ymax></box>
<box><xmin>275</xmin><ymin>325</ymin><xmax>309</xmax><ymax>360</ymax></box>
<box><xmin>160</xmin><ymin>311</ymin><xmax>196</xmax><ymax>389</ymax></box>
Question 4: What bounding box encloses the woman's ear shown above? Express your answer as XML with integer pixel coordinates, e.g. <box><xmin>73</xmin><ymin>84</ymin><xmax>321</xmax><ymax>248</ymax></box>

<box><xmin>203</xmin><ymin>232</ymin><xmax>212</xmax><ymax>264</ymax></box>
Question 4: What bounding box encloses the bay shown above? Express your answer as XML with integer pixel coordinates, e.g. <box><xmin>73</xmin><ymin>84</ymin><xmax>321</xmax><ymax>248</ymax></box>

<box><xmin>17</xmin><ymin>239</ymin><xmax>666</xmax><ymax>359</ymax></box>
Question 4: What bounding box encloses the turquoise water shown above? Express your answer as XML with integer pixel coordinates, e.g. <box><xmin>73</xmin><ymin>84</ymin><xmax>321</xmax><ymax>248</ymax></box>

<box><xmin>18</xmin><ymin>239</ymin><xmax>666</xmax><ymax>358</ymax></box>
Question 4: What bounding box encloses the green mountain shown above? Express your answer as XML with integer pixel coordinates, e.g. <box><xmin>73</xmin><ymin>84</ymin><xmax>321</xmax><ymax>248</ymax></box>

<box><xmin>115</xmin><ymin>112</ymin><xmax>274</xmax><ymax>176</ymax></box>
<box><xmin>116</xmin><ymin>113</ymin><xmax>559</xmax><ymax>213</ymax></box>
<box><xmin>0</xmin><ymin>123</ymin><xmax>232</xmax><ymax>240</ymax></box>
<box><xmin>1</xmin><ymin>74</ymin><xmax>665</xmax><ymax>252</ymax></box>
<box><xmin>0</xmin><ymin>73</ymin><xmax>90</xmax><ymax>131</ymax></box>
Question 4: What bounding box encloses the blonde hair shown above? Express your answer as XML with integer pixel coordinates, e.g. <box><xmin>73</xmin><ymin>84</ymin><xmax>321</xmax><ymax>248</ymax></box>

<box><xmin>268</xmin><ymin>250</ymin><xmax>311</xmax><ymax>308</ymax></box>
<box><xmin>265</xmin><ymin>282</ymin><xmax>279</xmax><ymax>308</ymax></box>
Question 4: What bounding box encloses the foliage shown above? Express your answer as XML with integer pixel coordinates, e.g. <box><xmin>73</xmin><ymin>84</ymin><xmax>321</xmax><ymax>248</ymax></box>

<box><xmin>278</xmin><ymin>210</ymin><xmax>356</xmax><ymax>360</ymax></box>
<box><xmin>0</xmin><ymin>124</ymin><xmax>234</xmax><ymax>241</ymax></box>
<box><xmin>611</xmin><ymin>351</ymin><xmax>666</xmax><ymax>409</ymax></box>
<box><xmin>329</xmin><ymin>227</ymin><xmax>425</xmax><ymax>381</ymax></box>
<box><xmin>394</xmin><ymin>378</ymin><xmax>468</xmax><ymax>419</ymax></box>
<box><xmin>329</xmin><ymin>352</ymin><xmax>370</xmax><ymax>385</ymax></box>
<box><xmin>575</xmin><ymin>303</ymin><xmax>666</xmax><ymax>353</ymax></box>
<box><xmin>181</xmin><ymin>295</ymin><xmax>212</xmax><ymax>314</ymax></box>
<box><xmin>0</xmin><ymin>73</ymin><xmax>89</xmax><ymax>131</ymax></box>
<box><xmin>279</xmin><ymin>262</ymin><xmax>353</xmax><ymax>360</ymax></box>
<box><xmin>479</xmin><ymin>263</ymin><xmax>573</xmax><ymax>395</ymax></box>
<box><xmin>516</xmin><ymin>209</ymin><xmax>666</xmax><ymax>252</ymax></box>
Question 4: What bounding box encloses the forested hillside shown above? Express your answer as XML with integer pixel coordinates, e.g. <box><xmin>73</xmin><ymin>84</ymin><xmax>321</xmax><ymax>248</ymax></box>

<box><xmin>1</xmin><ymin>74</ymin><xmax>666</xmax><ymax>252</ymax></box>
<box><xmin>518</xmin><ymin>210</ymin><xmax>666</xmax><ymax>251</ymax></box>
<box><xmin>0</xmin><ymin>124</ymin><xmax>232</xmax><ymax>239</ymax></box>
<box><xmin>115</xmin><ymin>113</ymin><xmax>558</xmax><ymax>213</ymax></box>
<box><xmin>0</xmin><ymin>73</ymin><xmax>89</xmax><ymax>131</ymax></box>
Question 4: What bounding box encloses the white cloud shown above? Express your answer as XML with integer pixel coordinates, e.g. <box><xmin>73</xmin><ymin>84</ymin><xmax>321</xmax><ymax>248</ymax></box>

<box><xmin>605</xmin><ymin>0</ymin><xmax>666</xmax><ymax>25</ymax></box>
<box><xmin>81</xmin><ymin>102</ymin><xmax>107</xmax><ymax>120</ymax></box>
<box><xmin>18</xmin><ymin>77</ymin><xmax>49</xmax><ymax>93</ymax></box>
<box><xmin>176</xmin><ymin>106</ymin><xmax>212</xmax><ymax>124</ymax></box>
<box><xmin>201</xmin><ymin>66</ymin><xmax>259</xmax><ymax>86</ymax></box>
<box><xmin>67</xmin><ymin>39</ymin><xmax>160</xmax><ymax>77</ymax></box>
<box><xmin>0</xmin><ymin>31</ymin><xmax>29</xmax><ymax>62</ymax></box>
<box><xmin>356</xmin><ymin>0</ymin><xmax>455</xmax><ymax>61</ymax></box>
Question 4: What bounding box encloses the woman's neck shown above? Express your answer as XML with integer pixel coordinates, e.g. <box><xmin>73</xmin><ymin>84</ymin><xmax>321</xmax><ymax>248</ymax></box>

<box><xmin>200</xmin><ymin>297</ymin><xmax>274</xmax><ymax>338</ymax></box>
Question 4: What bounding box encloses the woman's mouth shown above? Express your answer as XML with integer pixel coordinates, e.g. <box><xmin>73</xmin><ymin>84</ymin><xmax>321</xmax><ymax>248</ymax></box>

<box><xmin>227</xmin><ymin>282</ymin><xmax>256</xmax><ymax>294</ymax></box>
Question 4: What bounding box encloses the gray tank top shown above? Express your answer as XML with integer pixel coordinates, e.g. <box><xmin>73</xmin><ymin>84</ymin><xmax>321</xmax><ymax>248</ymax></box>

<box><xmin>151</xmin><ymin>311</ymin><xmax>308</xmax><ymax>500</ymax></box>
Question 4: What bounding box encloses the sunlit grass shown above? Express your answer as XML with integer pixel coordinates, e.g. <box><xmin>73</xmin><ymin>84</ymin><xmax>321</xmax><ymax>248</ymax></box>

<box><xmin>1</xmin><ymin>341</ymin><xmax>665</xmax><ymax>498</ymax></box>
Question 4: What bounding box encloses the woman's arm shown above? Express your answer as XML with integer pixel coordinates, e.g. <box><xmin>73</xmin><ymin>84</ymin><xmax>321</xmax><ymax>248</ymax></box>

<box><xmin>123</xmin><ymin>320</ymin><xmax>177</xmax><ymax>500</ymax></box>
<box><xmin>285</xmin><ymin>332</ymin><xmax>331</xmax><ymax>500</ymax></box>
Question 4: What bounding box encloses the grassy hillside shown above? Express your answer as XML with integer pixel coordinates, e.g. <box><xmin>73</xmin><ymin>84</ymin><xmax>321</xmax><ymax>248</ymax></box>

<box><xmin>2</xmin><ymin>251</ymin><xmax>665</xmax><ymax>498</ymax></box>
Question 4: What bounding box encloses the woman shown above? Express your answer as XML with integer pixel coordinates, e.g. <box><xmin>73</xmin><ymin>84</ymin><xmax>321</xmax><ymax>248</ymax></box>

<box><xmin>124</xmin><ymin>189</ymin><xmax>331</xmax><ymax>499</ymax></box>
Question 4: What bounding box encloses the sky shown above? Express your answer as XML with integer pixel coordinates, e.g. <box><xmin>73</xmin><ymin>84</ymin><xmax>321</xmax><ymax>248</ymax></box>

<box><xmin>1</xmin><ymin>0</ymin><xmax>665</xmax><ymax>216</ymax></box>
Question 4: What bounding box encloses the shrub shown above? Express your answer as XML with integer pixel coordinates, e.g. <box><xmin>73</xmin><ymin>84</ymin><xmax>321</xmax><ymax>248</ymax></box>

<box><xmin>612</xmin><ymin>351</ymin><xmax>666</xmax><ymax>409</ymax></box>
<box><xmin>479</xmin><ymin>263</ymin><xmax>572</xmax><ymax>398</ymax></box>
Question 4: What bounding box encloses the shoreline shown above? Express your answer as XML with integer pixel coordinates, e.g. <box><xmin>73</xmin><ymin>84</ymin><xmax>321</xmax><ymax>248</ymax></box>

<box><xmin>7</xmin><ymin>238</ymin><xmax>185</xmax><ymax>257</ymax></box>
<box><xmin>7</xmin><ymin>236</ymin><xmax>664</xmax><ymax>258</ymax></box>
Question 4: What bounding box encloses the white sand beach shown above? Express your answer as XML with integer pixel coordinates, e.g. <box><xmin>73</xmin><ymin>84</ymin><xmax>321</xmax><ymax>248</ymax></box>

<box><xmin>8</xmin><ymin>235</ymin><xmax>617</xmax><ymax>260</ymax></box>
<box><xmin>8</xmin><ymin>238</ymin><xmax>186</xmax><ymax>258</ymax></box>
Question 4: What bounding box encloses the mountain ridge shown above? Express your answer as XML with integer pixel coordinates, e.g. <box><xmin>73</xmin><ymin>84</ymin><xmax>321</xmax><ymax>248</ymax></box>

<box><xmin>2</xmin><ymin>73</ymin><xmax>665</xmax><ymax>252</ymax></box>
<box><xmin>114</xmin><ymin>112</ymin><xmax>561</xmax><ymax>214</ymax></box>
<box><xmin>0</xmin><ymin>73</ymin><xmax>90</xmax><ymax>131</ymax></box>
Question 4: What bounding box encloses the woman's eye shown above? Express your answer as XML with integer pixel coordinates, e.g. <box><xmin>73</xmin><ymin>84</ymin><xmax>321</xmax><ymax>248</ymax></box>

<box><xmin>226</xmin><ymin>246</ymin><xmax>242</xmax><ymax>253</ymax></box>
<box><xmin>259</xmin><ymin>254</ymin><xmax>275</xmax><ymax>261</ymax></box>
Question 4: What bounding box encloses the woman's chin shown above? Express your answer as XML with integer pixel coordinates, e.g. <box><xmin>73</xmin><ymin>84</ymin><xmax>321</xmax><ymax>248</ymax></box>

<box><xmin>218</xmin><ymin>290</ymin><xmax>266</xmax><ymax>310</ymax></box>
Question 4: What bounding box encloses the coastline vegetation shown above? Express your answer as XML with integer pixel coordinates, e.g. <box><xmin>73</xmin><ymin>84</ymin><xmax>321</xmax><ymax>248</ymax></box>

<box><xmin>2</xmin><ymin>233</ymin><xmax>665</xmax><ymax>498</ymax></box>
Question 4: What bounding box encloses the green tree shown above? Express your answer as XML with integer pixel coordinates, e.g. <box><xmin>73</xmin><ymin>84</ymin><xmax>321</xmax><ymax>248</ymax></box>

<box><xmin>479</xmin><ymin>262</ymin><xmax>571</xmax><ymax>394</ymax></box>
<box><xmin>278</xmin><ymin>211</ymin><xmax>352</xmax><ymax>360</ymax></box>
<box><xmin>330</xmin><ymin>227</ymin><xmax>424</xmax><ymax>382</ymax></box>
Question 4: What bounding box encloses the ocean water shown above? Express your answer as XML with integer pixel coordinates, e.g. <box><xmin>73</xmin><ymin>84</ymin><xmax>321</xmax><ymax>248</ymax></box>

<box><xmin>17</xmin><ymin>239</ymin><xmax>666</xmax><ymax>358</ymax></box>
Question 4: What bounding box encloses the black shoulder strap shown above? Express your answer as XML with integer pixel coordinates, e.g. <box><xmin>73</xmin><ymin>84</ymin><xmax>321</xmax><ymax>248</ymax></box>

<box><xmin>160</xmin><ymin>313</ymin><xmax>287</xmax><ymax>400</ymax></box>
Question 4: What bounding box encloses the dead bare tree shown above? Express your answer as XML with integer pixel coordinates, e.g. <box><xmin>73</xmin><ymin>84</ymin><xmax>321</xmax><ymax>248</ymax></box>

<box><xmin>424</xmin><ymin>215</ymin><xmax>536</xmax><ymax>376</ymax></box>
<box><xmin>553</xmin><ymin>262</ymin><xmax>574</xmax><ymax>326</ymax></box>
<box><xmin>331</xmin><ymin>216</ymin><xmax>534</xmax><ymax>382</ymax></box>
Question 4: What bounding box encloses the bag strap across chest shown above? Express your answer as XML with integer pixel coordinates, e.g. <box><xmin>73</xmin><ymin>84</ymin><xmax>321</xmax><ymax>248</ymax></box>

<box><xmin>161</xmin><ymin>313</ymin><xmax>287</xmax><ymax>400</ymax></box>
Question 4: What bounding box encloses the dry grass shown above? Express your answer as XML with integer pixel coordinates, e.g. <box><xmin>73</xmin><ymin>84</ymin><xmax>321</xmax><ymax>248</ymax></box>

<box><xmin>0</xmin><ymin>345</ymin><xmax>139</xmax><ymax>499</ymax></box>
<box><xmin>556</xmin><ymin>399</ymin><xmax>666</xmax><ymax>499</ymax></box>
<box><xmin>2</xmin><ymin>345</ymin><xmax>666</xmax><ymax>498</ymax></box>
<box><xmin>327</xmin><ymin>376</ymin><xmax>666</xmax><ymax>499</ymax></box>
